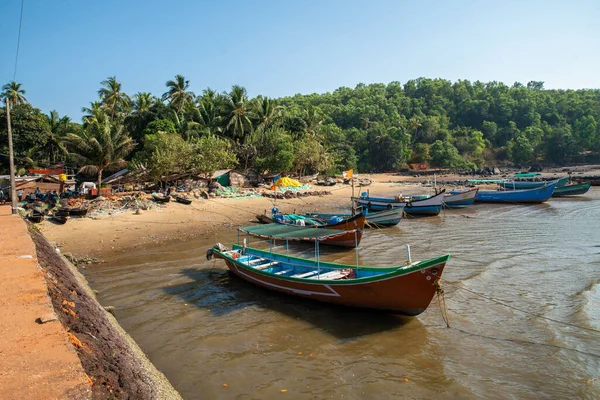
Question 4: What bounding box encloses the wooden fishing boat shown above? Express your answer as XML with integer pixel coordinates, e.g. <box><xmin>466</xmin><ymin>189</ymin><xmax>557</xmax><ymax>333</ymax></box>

<box><xmin>239</xmin><ymin>223</ymin><xmax>362</xmax><ymax>248</ymax></box>
<box><xmin>304</xmin><ymin>208</ymin><xmax>403</xmax><ymax>227</ymax></box>
<box><xmin>256</xmin><ymin>213</ymin><xmax>366</xmax><ymax>231</ymax></box>
<box><xmin>474</xmin><ymin>181</ymin><xmax>557</xmax><ymax>203</ymax></box>
<box><xmin>51</xmin><ymin>215</ymin><xmax>68</xmax><ymax>224</ymax></box>
<box><xmin>443</xmin><ymin>188</ymin><xmax>478</xmax><ymax>208</ymax></box>
<box><xmin>353</xmin><ymin>191</ymin><xmax>445</xmax><ymax>216</ymax></box>
<box><xmin>499</xmin><ymin>176</ymin><xmax>568</xmax><ymax>190</ymax></box>
<box><xmin>175</xmin><ymin>195</ymin><xmax>192</xmax><ymax>205</ymax></box>
<box><xmin>552</xmin><ymin>181</ymin><xmax>591</xmax><ymax>197</ymax></box>
<box><xmin>151</xmin><ymin>193</ymin><xmax>171</xmax><ymax>203</ymax></box>
<box><xmin>59</xmin><ymin>207</ymin><xmax>88</xmax><ymax>216</ymax></box>
<box><xmin>207</xmin><ymin>243</ymin><xmax>450</xmax><ymax>315</ymax></box>
<box><xmin>27</xmin><ymin>210</ymin><xmax>44</xmax><ymax>223</ymax></box>
<box><xmin>54</xmin><ymin>208</ymin><xmax>70</xmax><ymax>217</ymax></box>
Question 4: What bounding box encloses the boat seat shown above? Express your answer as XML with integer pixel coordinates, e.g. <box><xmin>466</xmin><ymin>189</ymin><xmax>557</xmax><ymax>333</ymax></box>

<box><xmin>292</xmin><ymin>271</ymin><xmax>319</xmax><ymax>279</ymax></box>
<box><xmin>275</xmin><ymin>269</ymin><xmax>293</xmax><ymax>275</ymax></box>
<box><xmin>245</xmin><ymin>258</ymin><xmax>267</xmax><ymax>265</ymax></box>
<box><xmin>310</xmin><ymin>270</ymin><xmax>348</xmax><ymax>280</ymax></box>
<box><xmin>255</xmin><ymin>262</ymin><xmax>279</xmax><ymax>271</ymax></box>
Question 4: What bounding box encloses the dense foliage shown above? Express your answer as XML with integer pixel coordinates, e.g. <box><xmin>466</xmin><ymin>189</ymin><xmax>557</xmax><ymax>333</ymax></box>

<box><xmin>1</xmin><ymin>77</ymin><xmax>600</xmax><ymax>181</ymax></box>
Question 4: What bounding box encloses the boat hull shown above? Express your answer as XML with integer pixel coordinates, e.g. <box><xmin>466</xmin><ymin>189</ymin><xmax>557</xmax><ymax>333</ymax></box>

<box><xmin>354</xmin><ymin>191</ymin><xmax>444</xmax><ymax>216</ymax></box>
<box><xmin>475</xmin><ymin>182</ymin><xmax>557</xmax><ymax>203</ymax></box>
<box><xmin>306</xmin><ymin>208</ymin><xmax>403</xmax><ymax>227</ymax></box>
<box><xmin>443</xmin><ymin>189</ymin><xmax>478</xmax><ymax>208</ymax></box>
<box><xmin>499</xmin><ymin>176</ymin><xmax>568</xmax><ymax>189</ymax></box>
<box><xmin>552</xmin><ymin>182</ymin><xmax>591</xmax><ymax>196</ymax></box>
<box><xmin>217</xmin><ymin>245</ymin><xmax>448</xmax><ymax>315</ymax></box>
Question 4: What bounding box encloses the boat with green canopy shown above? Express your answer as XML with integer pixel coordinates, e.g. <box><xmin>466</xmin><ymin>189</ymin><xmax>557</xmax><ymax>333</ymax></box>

<box><xmin>238</xmin><ymin>223</ymin><xmax>362</xmax><ymax>248</ymax></box>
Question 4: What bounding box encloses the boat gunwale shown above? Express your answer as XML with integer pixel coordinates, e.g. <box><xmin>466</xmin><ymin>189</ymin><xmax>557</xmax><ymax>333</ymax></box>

<box><xmin>216</xmin><ymin>244</ymin><xmax>451</xmax><ymax>284</ymax></box>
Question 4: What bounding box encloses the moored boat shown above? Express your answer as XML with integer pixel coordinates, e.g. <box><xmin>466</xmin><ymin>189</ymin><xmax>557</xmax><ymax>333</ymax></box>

<box><xmin>27</xmin><ymin>210</ymin><xmax>44</xmax><ymax>223</ymax></box>
<box><xmin>443</xmin><ymin>188</ymin><xmax>478</xmax><ymax>208</ymax></box>
<box><xmin>499</xmin><ymin>176</ymin><xmax>568</xmax><ymax>190</ymax></box>
<box><xmin>207</xmin><ymin>243</ymin><xmax>450</xmax><ymax>315</ymax></box>
<box><xmin>353</xmin><ymin>191</ymin><xmax>445</xmax><ymax>216</ymax></box>
<box><xmin>474</xmin><ymin>181</ymin><xmax>557</xmax><ymax>203</ymax></box>
<box><xmin>175</xmin><ymin>195</ymin><xmax>192</xmax><ymax>205</ymax></box>
<box><xmin>304</xmin><ymin>208</ymin><xmax>403</xmax><ymax>228</ymax></box>
<box><xmin>256</xmin><ymin>213</ymin><xmax>366</xmax><ymax>232</ymax></box>
<box><xmin>239</xmin><ymin>223</ymin><xmax>362</xmax><ymax>248</ymax></box>
<box><xmin>552</xmin><ymin>181</ymin><xmax>592</xmax><ymax>197</ymax></box>
<box><xmin>152</xmin><ymin>193</ymin><xmax>171</xmax><ymax>203</ymax></box>
<box><xmin>51</xmin><ymin>215</ymin><xmax>68</xmax><ymax>224</ymax></box>
<box><xmin>59</xmin><ymin>207</ymin><xmax>88</xmax><ymax>216</ymax></box>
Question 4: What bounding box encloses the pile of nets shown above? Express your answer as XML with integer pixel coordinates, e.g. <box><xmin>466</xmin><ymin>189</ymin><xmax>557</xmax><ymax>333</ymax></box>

<box><xmin>214</xmin><ymin>186</ymin><xmax>263</xmax><ymax>199</ymax></box>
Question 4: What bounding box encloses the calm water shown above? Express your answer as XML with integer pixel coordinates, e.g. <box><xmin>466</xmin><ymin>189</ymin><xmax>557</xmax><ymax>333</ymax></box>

<box><xmin>84</xmin><ymin>189</ymin><xmax>600</xmax><ymax>399</ymax></box>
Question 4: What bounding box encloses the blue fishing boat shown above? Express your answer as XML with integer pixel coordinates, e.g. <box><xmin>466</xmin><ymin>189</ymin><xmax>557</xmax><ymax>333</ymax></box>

<box><xmin>353</xmin><ymin>191</ymin><xmax>444</xmax><ymax>216</ymax></box>
<box><xmin>305</xmin><ymin>207</ymin><xmax>403</xmax><ymax>228</ymax></box>
<box><xmin>474</xmin><ymin>181</ymin><xmax>557</xmax><ymax>203</ymax></box>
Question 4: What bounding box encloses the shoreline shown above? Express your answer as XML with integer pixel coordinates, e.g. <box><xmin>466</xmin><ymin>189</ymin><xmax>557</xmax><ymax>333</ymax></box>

<box><xmin>40</xmin><ymin>168</ymin><xmax>600</xmax><ymax>260</ymax></box>
<box><xmin>30</xmin><ymin>228</ymin><xmax>182</xmax><ymax>399</ymax></box>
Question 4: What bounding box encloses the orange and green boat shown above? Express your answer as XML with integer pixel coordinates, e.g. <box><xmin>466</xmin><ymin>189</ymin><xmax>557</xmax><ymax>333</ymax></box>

<box><xmin>207</xmin><ymin>243</ymin><xmax>450</xmax><ymax>315</ymax></box>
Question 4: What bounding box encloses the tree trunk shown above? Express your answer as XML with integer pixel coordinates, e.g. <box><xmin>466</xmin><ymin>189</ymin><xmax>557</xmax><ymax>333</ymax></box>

<box><xmin>97</xmin><ymin>168</ymin><xmax>103</xmax><ymax>197</ymax></box>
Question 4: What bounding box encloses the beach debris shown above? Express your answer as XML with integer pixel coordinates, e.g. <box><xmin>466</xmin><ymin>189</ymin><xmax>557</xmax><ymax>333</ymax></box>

<box><xmin>36</xmin><ymin>313</ymin><xmax>59</xmax><ymax>324</ymax></box>
<box><xmin>67</xmin><ymin>332</ymin><xmax>83</xmax><ymax>348</ymax></box>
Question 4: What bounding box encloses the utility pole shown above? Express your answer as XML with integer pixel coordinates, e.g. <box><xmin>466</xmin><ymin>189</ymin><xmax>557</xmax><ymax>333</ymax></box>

<box><xmin>6</xmin><ymin>98</ymin><xmax>17</xmax><ymax>214</ymax></box>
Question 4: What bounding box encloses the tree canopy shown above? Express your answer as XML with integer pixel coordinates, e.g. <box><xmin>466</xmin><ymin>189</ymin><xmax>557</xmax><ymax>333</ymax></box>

<box><xmin>2</xmin><ymin>77</ymin><xmax>600</xmax><ymax>181</ymax></box>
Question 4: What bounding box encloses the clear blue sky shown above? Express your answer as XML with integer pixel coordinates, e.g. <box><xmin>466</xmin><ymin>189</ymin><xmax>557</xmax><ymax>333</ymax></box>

<box><xmin>1</xmin><ymin>0</ymin><xmax>599</xmax><ymax>121</ymax></box>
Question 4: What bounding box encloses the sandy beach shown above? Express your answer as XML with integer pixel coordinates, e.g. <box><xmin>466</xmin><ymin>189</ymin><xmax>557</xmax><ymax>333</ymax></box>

<box><xmin>39</xmin><ymin>168</ymin><xmax>600</xmax><ymax>259</ymax></box>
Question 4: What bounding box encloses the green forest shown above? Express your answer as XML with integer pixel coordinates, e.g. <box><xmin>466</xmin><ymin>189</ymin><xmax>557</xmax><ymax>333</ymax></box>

<box><xmin>2</xmin><ymin>77</ymin><xmax>600</xmax><ymax>185</ymax></box>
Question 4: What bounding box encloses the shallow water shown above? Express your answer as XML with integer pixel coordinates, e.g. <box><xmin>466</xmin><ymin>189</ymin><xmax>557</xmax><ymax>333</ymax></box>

<box><xmin>84</xmin><ymin>189</ymin><xmax>600</xmax><ymax>399</ymax></box>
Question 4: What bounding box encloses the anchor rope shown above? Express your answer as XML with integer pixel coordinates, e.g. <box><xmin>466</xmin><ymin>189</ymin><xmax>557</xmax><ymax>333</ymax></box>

<box><xmin>432</xmin><ymin>274</ymin><xmax>600</xmax><ymax>334</ymax></box>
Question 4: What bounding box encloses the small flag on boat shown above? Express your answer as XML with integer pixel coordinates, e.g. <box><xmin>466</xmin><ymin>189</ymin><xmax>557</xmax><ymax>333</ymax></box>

<box><xmin>343</xmin><ymin>169</ymin><xmax>353</xmax><ymax>179</ymax></box>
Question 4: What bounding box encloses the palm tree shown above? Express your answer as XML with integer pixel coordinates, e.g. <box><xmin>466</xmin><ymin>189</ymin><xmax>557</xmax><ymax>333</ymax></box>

<box><xmin>1</xmin><ymin>81</ymin><xmax>28</xmax><ymax>105</ymax></box>
<box><xmin>98</xmin><ymin>76</ymin><xmax>130</xmax><ymax>119</ymax></box>
<box><xmin>302</xmin><ymin>104</ymin><xmax>323</xmax><ymax>138</ymax></box>
<box><xmin>162</xmin><ymin>74</ymin><xmax>195</xmax><ymax>114</ymax></box>
<box><xmin>82</xmin><ymin>101</ymin><xmax>108</xmax><ymax>126</ymax></box>
<box><xmin>409</xmin><ymin>115</ymin><xmax>422</xmax><ymax>147</ymax></box>
<box><xmin>64</xmin><ymin>120</ymin><xmax>135</xmax><ymax>191</ymax></box>
<box><xmin>44</xmin><ymin>111</ymin><xmax>70</xmax><ymax>164</ymax></box>
<box><xmin>193</xmin><ymin>89</ymin><xmax>224</xmax><ymax>137</ymax></box>
<box><xmin>222</xmin><ymin>85</ymin><xmax>254</xmax><ymax>140</ymax></box>
<box><xmin>132</xmin><ymin>92</ymin><xmax>155</xmax><ymax>116</ymax></box>
<box><xmin>253</xmin><ymin>96</ymin><xmax>283</xmax><ymax>139</ymax></box>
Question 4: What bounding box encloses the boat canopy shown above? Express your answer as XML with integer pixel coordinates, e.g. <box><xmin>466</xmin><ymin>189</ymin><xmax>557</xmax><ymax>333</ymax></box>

<box><xmin>514</xmin><ymin>173</ymin><xmax>541</xmax><ymax>177</ymax></box>
<box><xmin>468</xmin><ymin>179</ymin><xmax>504</xmax><ymax>183</ymax></box>
<box><xmin>239</xmin><ymin>224</ymin><xmax>358</xmax><ymax>241</ymax></box>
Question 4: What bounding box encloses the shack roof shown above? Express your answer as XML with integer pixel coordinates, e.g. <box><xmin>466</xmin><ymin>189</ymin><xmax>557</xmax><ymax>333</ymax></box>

<box><xmin>211</xmin><ymin>169</ymin><xmax>232</xmax><ymax>179</ymax></box>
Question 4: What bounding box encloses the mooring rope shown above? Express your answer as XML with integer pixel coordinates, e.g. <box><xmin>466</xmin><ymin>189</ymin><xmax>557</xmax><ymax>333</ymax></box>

<box><xmin>436</xmin><ymin>275</ymin><xmax>600</xmax><ymax>334</ymax></box>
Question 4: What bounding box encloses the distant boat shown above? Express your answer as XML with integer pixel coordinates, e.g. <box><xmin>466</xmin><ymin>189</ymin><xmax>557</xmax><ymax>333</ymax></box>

<box><xmin>207</xmin><ymin>243</ymin><xmax>450</xmax><ymax>315</ymax></box>
<box><xmin>442</xmin><ymin>188</ymin><xmax>478</xmax><ymax>208</ymax></box>
<box><xmin>51</xmin><ymin>215</ymin><xmax>68</xmax><ymax>224</ymax></box>
<box><xmin>552</xmin><ymin>181</ymin><xmax>591</xmax><ymax>197</ymax></box>
<box><xmin>304</xmin><ymin>208</ymin><xmax>403</xmax><ymax>228</ymax></box>
<box><xmin>256</xmin><ymin>213</ymin><xmax>366</xmax><ymax>232</ymax></box>
<box><xmin>174</xmin><ymin>195</ymin><xmax>192</xmax><ymax>205</ymax></box>
<box><xmin>152</xmin><ymin>193</ymin><xmax>171</xmax><ymax>203</ymax></box>
<box><xmin>27</xmin><ymin>210</ymin><xmax>44</xmax><ymax>223</ymax></box>
<box><xmin>239</xmin><ymin>223</ymin><xmax>362</xmax><ymax>248</ymax></box>
<box><xmin>474</xmin><ymin>181</ymin><xmax>557</xmax><ymax>203</ymax></box>
<box><xmin>499</xmin><ymin>176</ymin><xmax>568</xmax><ymax>190</ymax></box>
<box><xmin>353</xmin><ymin>191</ymin><xmax>445</xmax><ymax>216</ymax></box>
<box><xmin>59</xmin><ymin>207</ymin><xmax>88</xmax><ymax>216</ymax></box>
